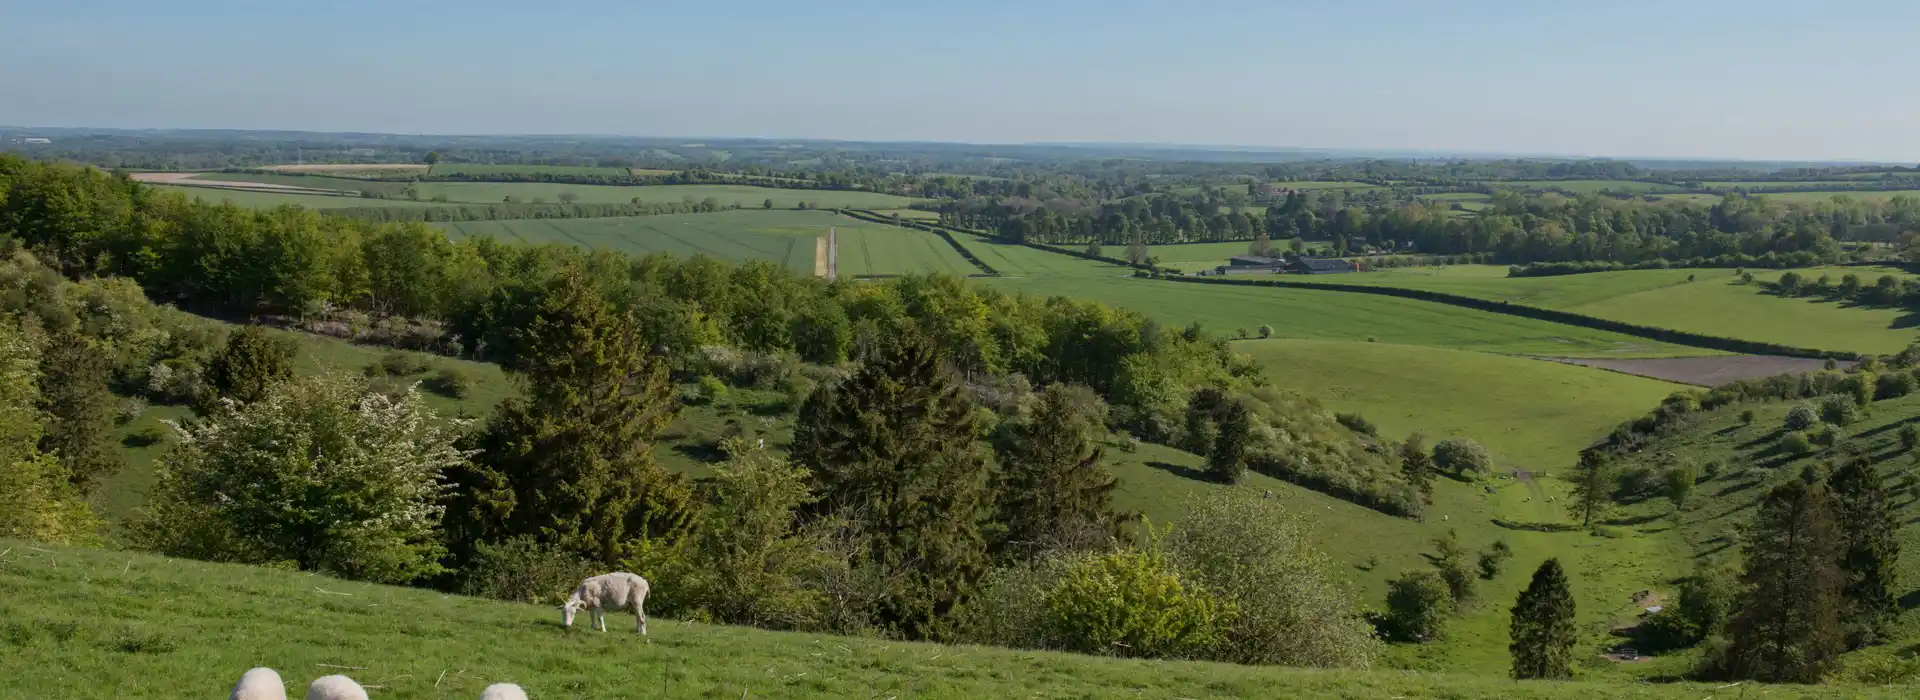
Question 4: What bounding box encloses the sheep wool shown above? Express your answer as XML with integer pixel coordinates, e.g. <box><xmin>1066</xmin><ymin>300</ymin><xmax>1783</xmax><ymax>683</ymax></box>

<box><xmin>562</xmin><ymin>572</ymin><xmax>651</xmax><ymax>634</ymax></box>
<box><xmin>478</xmin><ymin>683</ymin><xmax>529</xmax><ymax>700</ymax></box>
<box><xmin>305</xmin><ymin>675</ymin><xmax>370</xmax><ymax>700</ymax></box>
<box><xmin>230</xmin><ymin>667</ymin><xmax>287</xmax><ymax>700</ymax></box>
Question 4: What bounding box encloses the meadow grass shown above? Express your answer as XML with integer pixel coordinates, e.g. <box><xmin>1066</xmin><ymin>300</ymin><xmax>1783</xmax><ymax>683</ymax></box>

<box><xmin>428</xmin><ymin>163</ymin><xmax>631</xmax><ymax>177</ymax></box>
<box><xmin>146</xmin><ymin>185</ymin><xmax>454</xmax><ymax>210</ymax></box>
<box><xmin>411</xmin><ymin>182</ymin><xmax>919</xmax><ymax>209</ymax></box>
<box><xmin>1236</xmin><ymin>339</ymin><xmax>1684</xmax><ymax>471</ymax></box>
<box><xmin>9</xmin><ymin>541</ymin><xmax>1890</xmax><ymax>699</ymax></box>
<box><xmin>1327</xmin><ymin>265</ymin><xmax>1920</xmax><ymax>355</ymax></box>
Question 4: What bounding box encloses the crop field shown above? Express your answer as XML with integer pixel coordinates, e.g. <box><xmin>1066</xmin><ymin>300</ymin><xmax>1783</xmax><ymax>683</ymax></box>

<box><xmin>189</xmin><ymin>172</ymin><xmax>412</xmax><ymax>196</ymax></box>
<box><xmin>947</xmin><ymin>236</ymin><xmax>1114</xmax><ymax>277</ymax></box>
<box><xmin>428</xmin><ymin>163</ymin><xmax>631</xmax><ymax>177</ymax></box>
<box><xmin>973</xmin><ymin>256</ymin><xmax>1714</xmax><ymax>357</ymax></box>
<box><xmin>1489</xmin><ymin>180</ymin><xmax>1683</xmax><ymax>194</ymax></box>
<box><xmin>1754</xmin><ymin>189</ymin><xmax>1920</xmax><ymax>203</ymax></box>
<box><xmin>260</xmin><ymin>163</ymin><xmax>429</xmax><ymax>177</ymax></box>
<box><xmin>145</xmin><ymin>184</ymin><xmax>453</xmax><ymax>210</ymax></box>
<box><xmin>1237</xmin><ymin>339</ymin><xmax>1682</xmax><ymax>470</ymax></box>
<box><xmin>435</xmin><ymin>210</ymin><xmax>972</xmax><ymax>276</ymax></box>
<box><xmin>1326</xmin><ymin>265</ymin><xmax>1920</xmax><ymax>355</ymax></box>
<box><xmin>410</xmin><ymin>181</ymin><xmax>920</xmax><ymax>209</ymax></box>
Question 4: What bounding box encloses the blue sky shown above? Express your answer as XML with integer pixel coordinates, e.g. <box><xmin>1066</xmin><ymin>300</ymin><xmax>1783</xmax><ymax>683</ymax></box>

<box><xmin>4</xmin><ymin>0</ymin><xmax>1918</xmax><ymax>161</ymax></box>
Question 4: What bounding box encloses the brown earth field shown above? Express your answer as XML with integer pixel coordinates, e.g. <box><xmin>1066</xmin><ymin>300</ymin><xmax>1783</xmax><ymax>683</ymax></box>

<box><xmin>1539</xmin><ymin>355</ymin><xmax>1851</xmax><ymax>386</ymax></box>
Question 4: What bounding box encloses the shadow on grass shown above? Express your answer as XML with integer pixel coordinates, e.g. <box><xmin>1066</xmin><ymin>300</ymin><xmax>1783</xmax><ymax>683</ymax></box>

<box><xmin>1144</xmin><ymin>460</ymin><xmax>1210</xmax><ymax>482</ymax></box>
<box><xmin>671</xmin><ymin>442</ymin><xmax>726</xmax><ymax>464</ymax></box>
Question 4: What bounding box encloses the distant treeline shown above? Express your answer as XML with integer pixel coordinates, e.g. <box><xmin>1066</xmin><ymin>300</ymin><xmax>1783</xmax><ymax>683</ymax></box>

<box><xmin>1508</xmin><ymin>252</ymin><xmax>1829</xmax><ymax>278</ymax></box>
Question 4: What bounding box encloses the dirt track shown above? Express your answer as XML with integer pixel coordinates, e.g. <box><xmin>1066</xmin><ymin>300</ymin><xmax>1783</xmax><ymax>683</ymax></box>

<box><xmin>1540</xmin><ymin>355</ymin><xmax>1853</xmax><ymax>386</ymax></box>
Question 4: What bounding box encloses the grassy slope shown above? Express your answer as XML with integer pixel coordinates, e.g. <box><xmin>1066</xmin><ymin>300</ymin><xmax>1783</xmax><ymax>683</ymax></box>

<box><xmin>1237</xmin><ymin>339</ymin><xmax>1685</xmax><ymax>470</ymax></box>
<box><xmin>411</xmin><ymin>182</ymin><xmax>918</xmax><ymax>209</ymax></box>
<box><xmin>12</xmin><ymin>543</ymin><xmax>1888</xmax><ymax>700</ymax></box>
<box><xmin>1334</xmin><ymin>265</ymin><xmax>1919</xmax><ymax>355</ymax></box>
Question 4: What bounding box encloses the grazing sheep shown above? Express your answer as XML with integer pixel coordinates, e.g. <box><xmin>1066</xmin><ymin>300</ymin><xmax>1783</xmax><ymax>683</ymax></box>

<box><xmin>305</xmin><ymin>675</ymin><xmax>369</xmax><ymax>700</ymax></box>
<box><xmin>562</xmin><ymin>572</ymin><xmax>651</xmax><ymax>634</ymax></box>
<box><xmin>479</xmin><ymin>683</ymin><xmax>529</xmax><ymax>700</ymax></box>
<box><xmin>230</xmin><ymin>667</ymin><xmax>286</xmax><ymax>700</ymax></box>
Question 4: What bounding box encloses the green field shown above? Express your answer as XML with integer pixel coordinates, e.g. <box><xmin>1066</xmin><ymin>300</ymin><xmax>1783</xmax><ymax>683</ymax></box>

<box><xmin>1324</xmin><ymin>265</ymin><xmax>1920</xmax><ymax>355</ymax></box>
<box><xmin>189</xmin><ymin>172</ymin><xmax>412</xmax><ymax>195</ymax></box>
<box><xmin>1488</xmin><ymin>180</ymin><xmax>1682</xmax><ymax>194</ymax></box>
<box><xmin>412</xmin><ymin>182</ymin><xmax>919</xmax><ymax>209</ymax></box>
<box><xmin>1237</xmin><ymin>339</ymin><xmax>1683</xmax><ymax>470</ymax></box>
<box><xmin>428</xmin><ymin>163</ymin><xmax>631</xmax><ymax>177</ymax></box>
<box><xmin>871</xmin><ymin>207</ymin><xmax>939</xmax><ymax>220</ymax></box>
<box><xmin>970</xmin><ymin>254</ymin><xmax>1713</xmax><ymax>357</ymax></box>
<box><xmin>1753</xmin><ymin>190</ymin><xmax>1920</xmax><ymax>204</ymax></box>
<box><xmin>435</xmin><ymin>210</ymin><xmax>976</xmax><ymax>277</ymax></box>
<box><xmin>147</xmin><ymin>184</ymin><xmax>453</xmax><ymax>210</ymax></box>
<box><xmin>1268</xmin><ymin>180</ymin><xmax>1383</xmax><ymax>190</ymax></box>
<box><xmin>1700</xmin><ymin>181</ymin><xmax>1859</xmax><ymax>189</ymax></box>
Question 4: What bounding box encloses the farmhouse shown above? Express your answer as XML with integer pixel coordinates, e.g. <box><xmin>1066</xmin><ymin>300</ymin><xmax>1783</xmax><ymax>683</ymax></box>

<box><xmin>1229</xmin><ymin>255</ymin><xmax>1282</xmax><ymax>268</ymax></box>
<box><xmin>1287</xmin><ymin>257</ymin><xmax>1355</xmax><ymax>275</ymax></box>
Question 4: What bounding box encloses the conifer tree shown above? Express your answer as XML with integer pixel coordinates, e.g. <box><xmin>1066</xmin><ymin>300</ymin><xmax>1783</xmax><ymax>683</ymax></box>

<box><xmin>1509</xmin><ymin>558</ymin><xmax>1576</xmax><ymax>679</ymax></box>
<box><xmin>1828</xmin><ymin>458</ymin><xmax>1900</xmax><ymax>648</ymax></box>
<box><xmin>205</xmin><ymin>324</ymin><xmax>296</xmax><ymax>405</ymax></box>
<box><xmin>1399</xmin><ymin>432</ymin><xmax>1434</xmax><ymax>502</ymax></box>
<box><xmin>1568</xmin><ymin>450</ymin><xmax>1613</xmax><ymax>528</ymax></box>
<box><xmin>452</xmin><ymin>266</ymin><xmax>693</xmax><ymax>567</ymax></box>
<box><xmin>991</xmin><ymin>383</ymin><xmax>1119</xmax><ymax>558</ymax></box>
<box><xmin>1207</xmin><ymin>400</ymin><xmax>1251</xmax><ymax>484</ymax></box>
<box><xmin>34</xmin><ymin>332</ymin><xmax>119</xmax><ymax>492</ymax></box>
<box><xmin>792</xmin><ymin>331</ymin><xmax>991</xmax><ymax>640</ymax></box>
<box><xmin>1722</xmin><ymin>480</ymin><xmax>1845</xmax><ymax>682</ymax></box>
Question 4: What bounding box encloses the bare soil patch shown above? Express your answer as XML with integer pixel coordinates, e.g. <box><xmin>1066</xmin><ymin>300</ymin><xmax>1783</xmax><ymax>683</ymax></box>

<box><xmin>1538</xmin><ymin>355</ymin><xmax>1850</xmax><ymax>387</ymax></box>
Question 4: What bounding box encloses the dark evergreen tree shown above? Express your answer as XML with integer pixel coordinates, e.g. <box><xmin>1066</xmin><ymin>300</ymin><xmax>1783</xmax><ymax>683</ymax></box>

<box><xmin>34</xmin><ymin>333</ymin><xmax>119</xmax><ymax>493</ymax></box>
<box><xmin>450</xmin><ymin>266</ymin><xmax>694</xmax><ymax>567</ymax></box>
<box><xmin>1568</xmin><ymin>450</ymin><xmax>1612</xmax><ymax>528</ymax></box>
<box><xmin>205</xmin><ymin>325</ymin><xmax>295</xmax><ymax>405</ymax></box>
<box><xmin>792</xmin><ymin>331</ymin><xmax>991</xmax><ymax>640</ymax></box>
<box><xmin>1399</xmin><ymin>432</ymin><xmax>1434</xmax><ymax>502</ymax></box>
<box><xmin>1827</xmin><ymin>458</ymin><xmax>1900</xmax><ymax>648</ymax></box>
<box><xmin>990</xmin><ymin>383</ymin><xmax>1119</xmax><ymax>558</ymax></box>
<box><xmin>1207</xmin><ymin>400</ymin><xmax>1250</xmax><ymax>484</ymax></box>
<box><xmin>1509</xmin><ymin>558</ymin><xmax>1577</xmax><ymax>680</ymax></box>
<box><xmin>1721</xmin><ymin>480</ymin><xmax>1845</xmax><ymax>683</ymax></box>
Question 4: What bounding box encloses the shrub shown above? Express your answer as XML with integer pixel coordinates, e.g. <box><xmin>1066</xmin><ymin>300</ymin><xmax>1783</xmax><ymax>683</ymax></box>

<box><xmin>117</xmin><ymin>397</ymin><xmax>147</xmax><ymax>426</ymax></box>
<box><xmin>1875</xmin><ymin>372</ymin><xmax>1917</xmax><ymax>400</ymax></box>
<box><xmin>1476</xmin><ymin>539</ymin><xmax>1512</xmax><ymax>580</ymax></box>
<box><xmin>1784</xmin><ymin>403</ymin><xmax>1819</xmax><ymax>431</ymax></box>
<box><xmin>698</xmin><ymin>375</ymin><xmax>729</xmax><ymax>405</ymax></box>
<box><xmin>1902</xmin><ymin>424</ymin><xmax>1919</xmax><ymax>453</ymax></box>
<box><xmin>1740</xmin><ymin>410</ymin><xmax>1756</xmax><ymax>426</ymax></box>
<box><xmin>1777</xmin><ymin>431</ymin><xmax>1814</xmax><ymax>456</ymax></box>
<box><xmin>1384</xmin><ymin>570</ymin><xmax>1452</xmax><ymax>642</ymax></box>
<box><xmin>1043</xmin><ymin>542</ymin><xmax>1230</xmax><ymax>659</ymax></box>
<box><xmin>1432</xmin><ymin>438</ymin><xmax>1492</xmax><ymax>476</ymax></box>
<box><xmin>1334</xmin><ymin>412</ymin><xmax>1378</xmax><ymax>437</ymax></box>
<box><xmin>368</xmin><ymin>351</ymin><xmax>431</xmax><ymax>378</ymax></box>
<box><xmin>1430</xmin><ymin>530</ymin><xmax>1474</xmax><ymax>604</ymax></box>
<box><xmin>1818</xmin><ymin>394</ymin><xmax>1857</xmax><ymax>426</ymax></box>
<box><xmin>423</xmin><ymin>367</ymin><xmax>472</xmax><ymax>399</ymax></box>
<box><xmin>1809</xmin><ymin>424</ymin><xmax>1837</xmax><ymax>448</ymax></box>
<box><xmin>1257</xmin><ymin>324</ymin><xmax>1274</xmax><ymax>339</ymax></box>
<box><xmin>460</xmin><ymin>535</ymin><xmax>597</xmax><ymax>605</ymax></box>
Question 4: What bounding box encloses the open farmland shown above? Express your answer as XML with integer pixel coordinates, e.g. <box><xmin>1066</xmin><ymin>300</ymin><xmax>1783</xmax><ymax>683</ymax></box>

<box><xmin>412</xmin><ymin>181</ymin><xmax>920</xmax><ymax>209</ymax></box>
<box><xmin>188</xmin><ymin>171</ymin><xmax>412</xmax><ymax>196</ymax></box>
<box><xmin>144</xmin><ymin>184</ymin><xmax>453</xmax><ymax>210</ymax></box>
<box><xmin>260</xmin><ymin>163</ymin><xmax>428</xmax><ymax>177</ymax></box>
<box><xmin>435</xmin><ymin>210</ymin><xmax>975</xmax><ymax>276</ymax></box>
<box><xmin>1237</xmin><ymin>339</ymin><xmax>1682</xmax><ymax>470</ymax></box>
<box><xmin>428</xmin><ymin>163</ymin><xmax>631</xmax><ymax>177</ymax></box>
<box><xmin>1324</xmin><ymin>265</ymin><xmax>1920</xmax><ymax>355</ymax></box>
<box><xmin>1488</xmin><ymin>179</ymin><xmax>1683</xmax><ymax>194</ymax></box>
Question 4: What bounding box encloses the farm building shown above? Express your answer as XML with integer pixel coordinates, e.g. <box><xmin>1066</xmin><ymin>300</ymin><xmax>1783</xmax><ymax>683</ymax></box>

<box><xmin>1229</xmin><ymin>255</ymin><xmax>1282</xmax><ymax>268</ymax></box>
<box><xmin>1287</xmin><ymin>257</ymin><xmax>1355</xmax><ymax>275</ymax></box>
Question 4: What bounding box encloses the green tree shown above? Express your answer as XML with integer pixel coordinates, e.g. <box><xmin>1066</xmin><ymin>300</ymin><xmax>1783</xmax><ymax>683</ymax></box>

<box><xmin>0</xmin><ymin>323</ymin><xmax>97</xmax><ymax>544</ymax></box>
<box><xmin>1042</xmin><ymin>538</ymin><xmax>1228</xmax><ymax>659</ymax></box>
<box><xmin>1207</xmin><ymin>400</ymin><xmax>1251</xmax><ymax>484</ymax></box>
<box><xmin>1568</xmin><ymin>451</ymin><xmax>1613</xmax><ymax>528</ymax></box>
<box><xmin>1432</xmin><ymin>529</ymin><xmax>1475</xmax><ymax>605</ymax></box>
<box><xmin>1720</xmin><ymin>480</ymin><xmax>1845</xmax><ymax>682</ymax></box>
<box><xmin>137</xmin><ymin>374</ymin><xmax>466</xmax><ymax>583</ymax></box>
<box><xmin>763</xmin><ymin>198</ymin><xmax>774</xmax><ymax>209</ymax></box>
<box><xmin>1399</xmin><ymin>433</ymin><xmax>1435</xmax><ymax>502</ymax></box>
<box><xmin>206</xmin><ymin>325</ymin><xmax>296</xmax><ymax>405</ymax></box>
<box><xmin>422</xmin><ymin>151</ymin><xmax>441</xmax><ymax>165</ymax></box>
<box><xmin>1509</xmin><ymin>559</ymin><xmax>1577</xmax><ymax>680</ymax></box>
<box><xmin>1125</xmin><ymin>238</ymin><xmax>1149</xmax><ymax>265</ymax></box>
<box><xmin>1385</xmin><ymin>569</ymin><xmax>1452</xmax><ymax>642</ymax></box>
<box><xmin>557</xmin><ymin>191</ymin><xmax>579</xmax><ymax>204</ymax></box>
<box><xmin>1478</xmin><ymin>539</ymin><xmax>1513</xmax><ymax>579</ymax></box>
<box><xmin>792</xmin><ymin>331</ymin><xmax>991</xmax><ymax>640</ymax></box>
<box><xmin>451</xmin><ymin>266</ymin><xmax>695</xmax><ymax>567</ymax></box>
<box><xmin>991</xmin><ymin>383</ymin><xmax>1119</xmax><ymax>558</ymax></box>
<box><xmin>1257</xmin><ymin>324</ymin><xmax>1273</xmax><ymax>339</ymax></box>
<box><xmin>1249</xmin><ymin>229</ymin><xmax>1272</xmax><ymax>257</ymax></box>
<box><xmin>1818</xmin><ymin>394</ymin><xmax>1858</xmax><ymax>426</ymax></box>
<box><xmin>1084</xmin><ymin>239</ymin><xmax>1103</xmax><ymax>258</ymax></box>
<box><xmin>1784</xmin><ymin>403</ymin><xmax>1819</xmax><ymax>431</ymax></box>
<box><xmin>1677</xmin><ymin>561</ymin><xmax>1737</xmax><ymax>641</ymax></box>
<box><xmin>673</xmin><ymin>437</ymin><xmax>836</xmax><ymax>630</ymax></box>
<box><xmin>1288</xmin><ymin>236</ymin><xmax>1306</xmax><ymax>254</ymax></box>
<box><xmin>1665</xmin><ymin>463</ymin><xmax>1697</xmax><ymax>510</ymax></box>
<box><xmin>1902</xmin><ymin>423</ymin><xmax>1919</xmax><ymax>453</ymax></box>
<box><xmin>1432</xmin><ymin>438</ymin><xmax>1491</xmax><ymax>476</ymax></box>
<box><xmin>33</xmin><ymin>333</ymin><xmax>119</xmax><ymax>492</ymax></box>
<box><xmin>1828</xmin><ymin>459</ymin><xmax>1900</xmax><ymax>648</ymax></box>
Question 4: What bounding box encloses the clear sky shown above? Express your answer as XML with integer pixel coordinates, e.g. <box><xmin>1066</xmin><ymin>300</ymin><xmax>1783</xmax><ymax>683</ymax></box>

<box><xmin>4</xmin><ymin>0</ymin><xmax>1918</xmax><ymax>161</ymax></box>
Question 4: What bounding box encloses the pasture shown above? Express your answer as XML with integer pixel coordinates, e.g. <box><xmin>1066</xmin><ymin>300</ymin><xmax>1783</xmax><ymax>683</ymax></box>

<box><xmin>1489</xmin><ymin>180</ymin><xmax>1683</xmax><ymax>194</ymax></box>
<box><xmin>260</xmin><ymin>163</ymin><xmax>428</xmax><ymax>178</ymax></box>
<box><xmin>428</xmin><ymin>163</ymin><xmax>631</xmax><ymax>178</ymax></box>
<box><xmin>1328</xmin><ymin>265</ymin><xmax>1920</xmax><ymax>355</ymax></box>
<box><xmin>411</xmin><ymin>182</ymin><xmax>919</xmax><ymax>209</ymax></box>
<box><xmin>189</xmin><ymin>172</ymin><xmax>412</xmax><ymax>196</ymax></box>
<box><xmin>144</xmin><ymin>184</ymin><xmax>452</xmax><ymax>210</ymax></box>
<box><xmin>5</xmin><ymin>540</ymin><xmax>1858</xmax><ymax>699</ymax></box>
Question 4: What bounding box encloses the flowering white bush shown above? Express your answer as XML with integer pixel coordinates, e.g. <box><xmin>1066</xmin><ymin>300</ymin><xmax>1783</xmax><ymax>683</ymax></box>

<box><xmin>137</xmin><ymin>373</ymin><xmax>472</xmax><ymax>583</ymax></box>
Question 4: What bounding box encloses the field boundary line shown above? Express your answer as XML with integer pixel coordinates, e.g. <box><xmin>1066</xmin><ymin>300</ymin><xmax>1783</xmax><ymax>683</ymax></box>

<box><xmin>838</xmin><ymin>209</ymin><xmax>999</xmax><ymax>276</ymax></box>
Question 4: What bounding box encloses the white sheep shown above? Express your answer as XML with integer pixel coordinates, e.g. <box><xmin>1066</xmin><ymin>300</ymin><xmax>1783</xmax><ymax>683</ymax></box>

<box><xmin>230</xmin><ymin>667</ymin><xmax>286</xmax><ymax>700</ymax></box>
<box><xmin>561</xmin><ymin>572</ymin><xmax>651</xmax><ymax>634</ymax></box>
<box><xmin>479</xmin><ymin>683</ymin><xmax>529</xmax><ymax>700</ymax></box>
<box><xmin>305</xmin><ymin>675</ymin><xmax>369</xmax><ymax>700</ymax></box>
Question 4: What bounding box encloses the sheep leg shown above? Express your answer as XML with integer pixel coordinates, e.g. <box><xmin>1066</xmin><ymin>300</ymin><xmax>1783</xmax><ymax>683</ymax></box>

<box><xmin>636</xmin><ymin>598</ymin><xmax>647</xmax><ymax>635</ymax></box>
<box><xmin>594</xmin><ymin>608</ymin><xmax>605</xmax><ymax>632</ymax></box>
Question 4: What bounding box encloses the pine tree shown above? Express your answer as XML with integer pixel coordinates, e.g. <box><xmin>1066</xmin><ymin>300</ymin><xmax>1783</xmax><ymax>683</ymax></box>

<box><xmin>1568</xmin><ymin>450</ymin><xmax>1613</xmax><ymax>528</ymax></box>
<box><xmin>792</xmin><ymin>331</ymin><xmax>991</xmax><ymax>640</ymax></box>
<box><xmin>34</xmin><ymin>332</ymin><xmax>119</xmax><ymax>493</ymax></box>
<box><xmin>1509</xmin><ymin>558</ymin><xmax>1577</xmax><ymax>679</ymax></box>
<box><xmin>451</xmin><ymin>266</ymin><xmax>694</xmax><ymax>567</ymax></box>
<box><xmin>991</xmin><ymin>383</ymin><xmax>1119</xmax><ymax>558</ymax></box>
<box><xmin>206</xmin><ymin>325</ymin><xmax>296</xmax><ymax>405</ymax></box>
<box><xmin>1721</xmin><ymin>480</ymin><xmax>1845</xmax><ymax>682</ymax></box>
<box><xmin>1399</xmin><ymin>433</ymin><xmax>1434</xmax><ymax>502</ymax></box>
<box><xmin>1207</xmin><ymin>400</ymin><xmax>1251</xmax><ymax>484</ymax></box>
<box><xmin>1827</xmin><ymin>458</ymin><xmax>1900</xmax><ymax>648</ymax></box>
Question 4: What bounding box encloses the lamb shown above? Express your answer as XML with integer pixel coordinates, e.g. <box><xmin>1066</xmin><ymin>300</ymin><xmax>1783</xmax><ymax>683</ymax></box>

<box><xmin>479</xmin><ymin>683</ymin><xmax>529</xmax><ymax>700</ymax></box>
<box><xmin>305</xmin><ymin>675</ymin><xmax>369</xmax><ymax>700</ymax></box>
<box><xmin>230</xmin><ymin>667</ymin><xmax>286</xmax><ymax>700</ymax></box>
<box><xmin>561</xmin><ymin>572</ymin><xmax>651</xmax><ymax>634</ymax></box>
